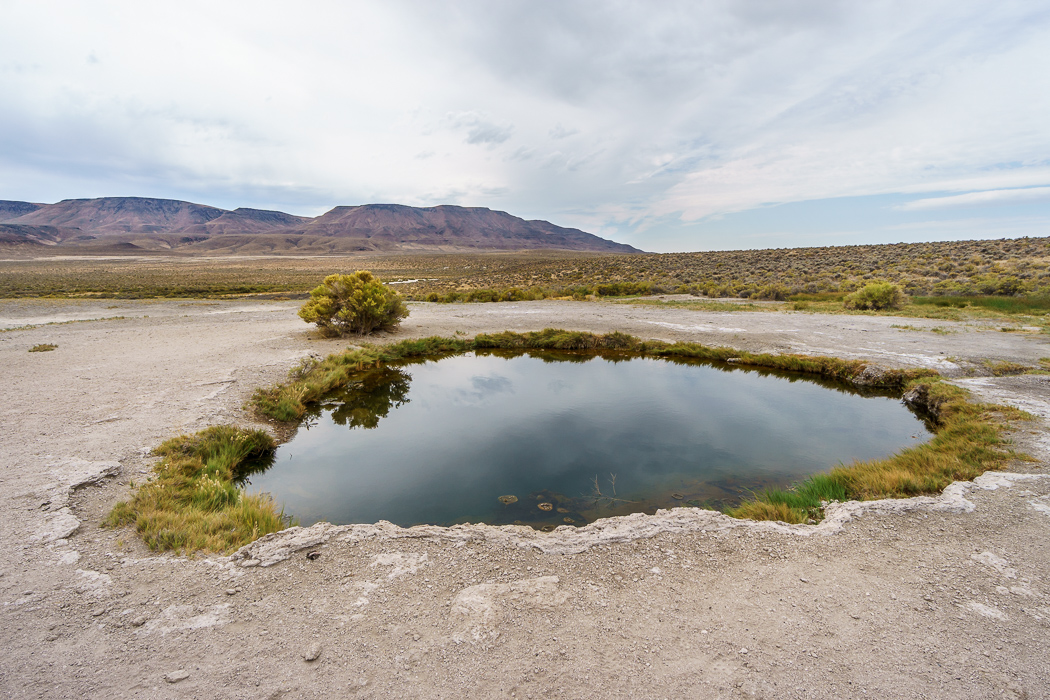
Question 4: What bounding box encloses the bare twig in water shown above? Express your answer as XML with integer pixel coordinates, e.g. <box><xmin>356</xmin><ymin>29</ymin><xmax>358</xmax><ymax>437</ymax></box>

<box><xmin>587</xmin><ymin>472</ymin><xmax>635</xmax><ymax>505</ymax></box>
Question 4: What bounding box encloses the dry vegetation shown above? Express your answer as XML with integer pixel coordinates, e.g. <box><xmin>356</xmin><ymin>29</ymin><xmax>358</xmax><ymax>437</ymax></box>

<box><xmin>106</xmin><ymin>425</ymin><xmax>290</xmax><ymax>552</ymax></box>
<box><xmin>4</xmin><ymin>236</ymin><xmax>1050</xmax><ymax>302</ymax></box>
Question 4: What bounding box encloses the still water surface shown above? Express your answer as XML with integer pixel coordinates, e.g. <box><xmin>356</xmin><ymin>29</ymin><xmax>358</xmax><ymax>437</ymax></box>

<box><xmin>245</xmin><ymin>351</ymin><xmax>931</xmax><ymax>529</ymax></box>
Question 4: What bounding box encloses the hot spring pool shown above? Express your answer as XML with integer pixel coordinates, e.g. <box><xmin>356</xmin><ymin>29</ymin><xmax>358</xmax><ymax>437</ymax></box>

<box><xmin>243</xmin><ymin>351</ymin><xmax>931</xmax><ymax>529</ymax></box>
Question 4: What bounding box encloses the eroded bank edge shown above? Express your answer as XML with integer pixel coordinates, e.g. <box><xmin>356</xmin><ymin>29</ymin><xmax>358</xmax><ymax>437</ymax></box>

<box><xmin>229</xmin><ymin>471</ymin><xmax>1050</xmax><ymax>566</ymax></box>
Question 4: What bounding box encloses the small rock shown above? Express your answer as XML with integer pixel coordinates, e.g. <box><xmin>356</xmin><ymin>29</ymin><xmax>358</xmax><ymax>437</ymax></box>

<box><xmin>799</xmin><ymin>577</ymin><xmax>810</xmax><ymax>583</ymax></box>
<box><xmin>226</xmin><ymin>588</ymin><xmax>238</xmax><ymax>596</ymax></box>
<box><xmin>130</xmin><ymin>615</ymin><xmax>148</xmax><ymax>627</ymax></box>
<box><xmin>739</xmin><ymin>648</ymin><xmax>749</xmax><ymax>654</ymax></box>
<box><xmin>90</xmin><ymin>608</ymin><xmax>107</xmax><ymax>617</ymax></box>
<box><xmin>306</xmin><ymin>551</ymin><xmax>321</xmax><ymax>561</ymax></box>
<box><xmin>164</xmin><ymin>670</ymin><xmax>190</xmax><ymax>683</ymax></box>
<box><xmin>303</xmin><ymin>642</ymin><xmax>322</xmax><ymax>662</ymax></box>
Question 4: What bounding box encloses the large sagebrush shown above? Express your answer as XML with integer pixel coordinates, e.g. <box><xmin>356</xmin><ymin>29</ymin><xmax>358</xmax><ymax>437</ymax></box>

<box><xmin>298</xmin><ymin>270</ymin><xmax>408</xmax><ymax>336</ymax></box>
<box><xmin>843</xmin><ymin>281</ymin><xmax>907</xmax><ymax>310</ymax></box>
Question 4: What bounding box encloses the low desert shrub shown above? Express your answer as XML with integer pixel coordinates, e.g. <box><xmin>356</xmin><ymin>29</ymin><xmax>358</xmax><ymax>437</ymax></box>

<box><xmin>298</xmin><ymin>270</ymin><xmax>408</xmax><ymax>336</ymax></box>
<box><xmin>752</xmin><ymin>284</ymin><xmax>790</xmax><ymax>301</ymax></box>
<box><xmin>843</xmin><ymin>282</ymin><xmax>907</xmax><ymax>310</ymax></box>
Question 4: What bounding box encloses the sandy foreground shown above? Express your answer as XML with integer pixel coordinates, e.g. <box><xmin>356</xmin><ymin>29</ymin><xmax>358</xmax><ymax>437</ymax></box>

<box><xmin>2</xmin><ymin>298</ymin><xmax>1049</xmax><ymax>699</ymax></box>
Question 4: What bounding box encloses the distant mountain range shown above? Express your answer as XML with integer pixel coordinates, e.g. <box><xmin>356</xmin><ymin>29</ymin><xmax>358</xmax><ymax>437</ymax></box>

<box><xmin>0</xmin><ymin>197</ymin><xmax>640</xmax><ymax>254</ymax></box>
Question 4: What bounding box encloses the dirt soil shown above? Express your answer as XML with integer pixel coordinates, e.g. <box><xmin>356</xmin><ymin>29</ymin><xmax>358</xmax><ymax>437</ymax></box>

<box><xmin>2</xmin><ymin>298</ymin><xmax>1050</xmax><ymax>699</ymax></box>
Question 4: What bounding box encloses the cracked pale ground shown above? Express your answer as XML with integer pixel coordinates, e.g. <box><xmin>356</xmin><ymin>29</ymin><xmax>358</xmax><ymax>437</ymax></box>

<box><xmin>2</xmin><ymin>298</ymin><xmax>1049</xmax><ymax>699</ymax></box>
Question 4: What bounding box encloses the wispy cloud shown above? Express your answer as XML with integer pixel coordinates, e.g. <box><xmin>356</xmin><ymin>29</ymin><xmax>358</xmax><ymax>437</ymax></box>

<box><xmin>897</xmin><ymin>187</ymin><xmax>1050</xmax><ymax>211</ymax></box>
<box><xmin>446</xmin><ymin>111</ymin><xmax>514</xmax><ymax>145</ymax></box>
<box><xmin>0</xmin><ymin>1</ymin><xmax>1048</xmax><ymax>249</ymax></box>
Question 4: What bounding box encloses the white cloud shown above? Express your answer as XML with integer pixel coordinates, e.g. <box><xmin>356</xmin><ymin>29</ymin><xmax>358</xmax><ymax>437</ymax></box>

<box><xmin>0</xmin><ymin>0</ymin><xmax>1048</xmax><ymax>248</ymax></box>
<box><xmin>548</xmin><ymin>124</ymin><xmax>578</xmax><ymax>140</ymax></box>
<box><xmin>898</xmin><ymin>187</ymin><xmax>1050</xmax><ymax>211</ymax></box>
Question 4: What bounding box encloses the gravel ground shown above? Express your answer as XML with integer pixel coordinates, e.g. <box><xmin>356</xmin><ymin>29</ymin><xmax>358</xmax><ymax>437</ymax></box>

<box><xmin>2</xmin><ymin>298</ymin><xmax>1049</xmax><ymax>699</ymax></box>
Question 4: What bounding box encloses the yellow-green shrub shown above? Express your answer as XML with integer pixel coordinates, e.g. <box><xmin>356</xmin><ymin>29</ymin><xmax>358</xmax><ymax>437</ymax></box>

<box><xmin>844</xmin><ymin>282</ymin><xmax>907</xmax><ymax>310</ymax></box>
<box><xmin>298</xmin><ymin>270</ymin><xmax>408</xmax><ymax>336</ymax></box>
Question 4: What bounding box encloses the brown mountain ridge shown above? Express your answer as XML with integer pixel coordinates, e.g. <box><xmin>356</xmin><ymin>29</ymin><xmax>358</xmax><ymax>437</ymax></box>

<box><xmin>0</xmin><ymin>197</ymin><xmax>641</xmax><ymax>254</ymax></box>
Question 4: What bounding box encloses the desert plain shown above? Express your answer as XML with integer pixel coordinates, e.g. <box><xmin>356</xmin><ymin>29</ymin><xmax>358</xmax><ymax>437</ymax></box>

<box><xmin>2</xmin><ymin>293</ymin><xmax>1050</xmax><ymax>699</ymax></box>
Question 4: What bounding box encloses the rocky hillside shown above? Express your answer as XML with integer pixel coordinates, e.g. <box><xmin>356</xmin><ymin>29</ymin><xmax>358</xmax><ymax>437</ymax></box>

<box><xmin>0</xmin><ymin>200</ymin><xmax>42</xmax><ymax>221</ymax></box>
<box><xmin>0</xmin><ymin>197</ymin><xmax>640</xmax><ymax>253</ymax></box>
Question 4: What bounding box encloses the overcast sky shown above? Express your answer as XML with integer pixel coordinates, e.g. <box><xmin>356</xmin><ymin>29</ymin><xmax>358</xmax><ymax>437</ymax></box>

<box><xmin>2</xmin><ymin>1</ymin><xmax>1049</xmax><ymax>252</ymax></box>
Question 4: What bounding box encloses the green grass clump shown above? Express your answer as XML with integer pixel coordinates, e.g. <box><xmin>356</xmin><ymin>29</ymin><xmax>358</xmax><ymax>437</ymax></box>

<box><xmin>912</xmin><ymin>295</ymin><xmax>1050</xmax><ymax>314</ymax></box>
<box><xmin>729</xmin><ymin>377</ymin><xmax>1028</xmax><ymax>523</ymax></box>
<box><xmin>472</xmin><ymin>328</ymin><xmax>641</xmax><ymax>351</ymax></box>
<box><xmin>731</xmin><ymin>475</ymin><xmax>847</xmax><ymax>523</ymax></box>
<box><xmin>252</xmin><ymin>336</ymin><xmax>472</xmax><ymax>421</ymax></box>
<box><xmin>28</xmin><ymin>343</ymin><xmax>57</xmax><ymax>352</ymax></box>
<box><xmin>105</xmin><ymin>425</ymin><xmax>290</xmax><ymax>553</ymax></box>
<box><xmin>984</xmin><ymin>360</ymin><xmax>1030</xmax><ymax>376</ymax></box>
<box><xmin>616</xmin><ymin>298</ymin><xmax>770</xmax><ymax>312</ymax></box>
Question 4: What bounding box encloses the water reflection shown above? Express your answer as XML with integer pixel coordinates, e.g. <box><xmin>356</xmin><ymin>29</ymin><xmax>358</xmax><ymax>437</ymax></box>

<box><xmin>309</xmin><ymin>366</ymin><xmax>411</xmax><ymax>430</ymax></box>
<box><xmin>246</xmin><ymin>351</ymin><xmax>933</xmax><ymax>528</ymax></box>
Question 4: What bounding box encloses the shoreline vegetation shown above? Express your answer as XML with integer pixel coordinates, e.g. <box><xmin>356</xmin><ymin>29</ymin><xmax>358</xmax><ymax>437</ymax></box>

<box><xmin>108</xmin><ymin>329</ymin><xmax>1029</xmax><ymax>552</ymax></box>
<box><xmin>106</xmin><ymin>426</ymin><xmax>290</xmax><ymax>552</ymax></box>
